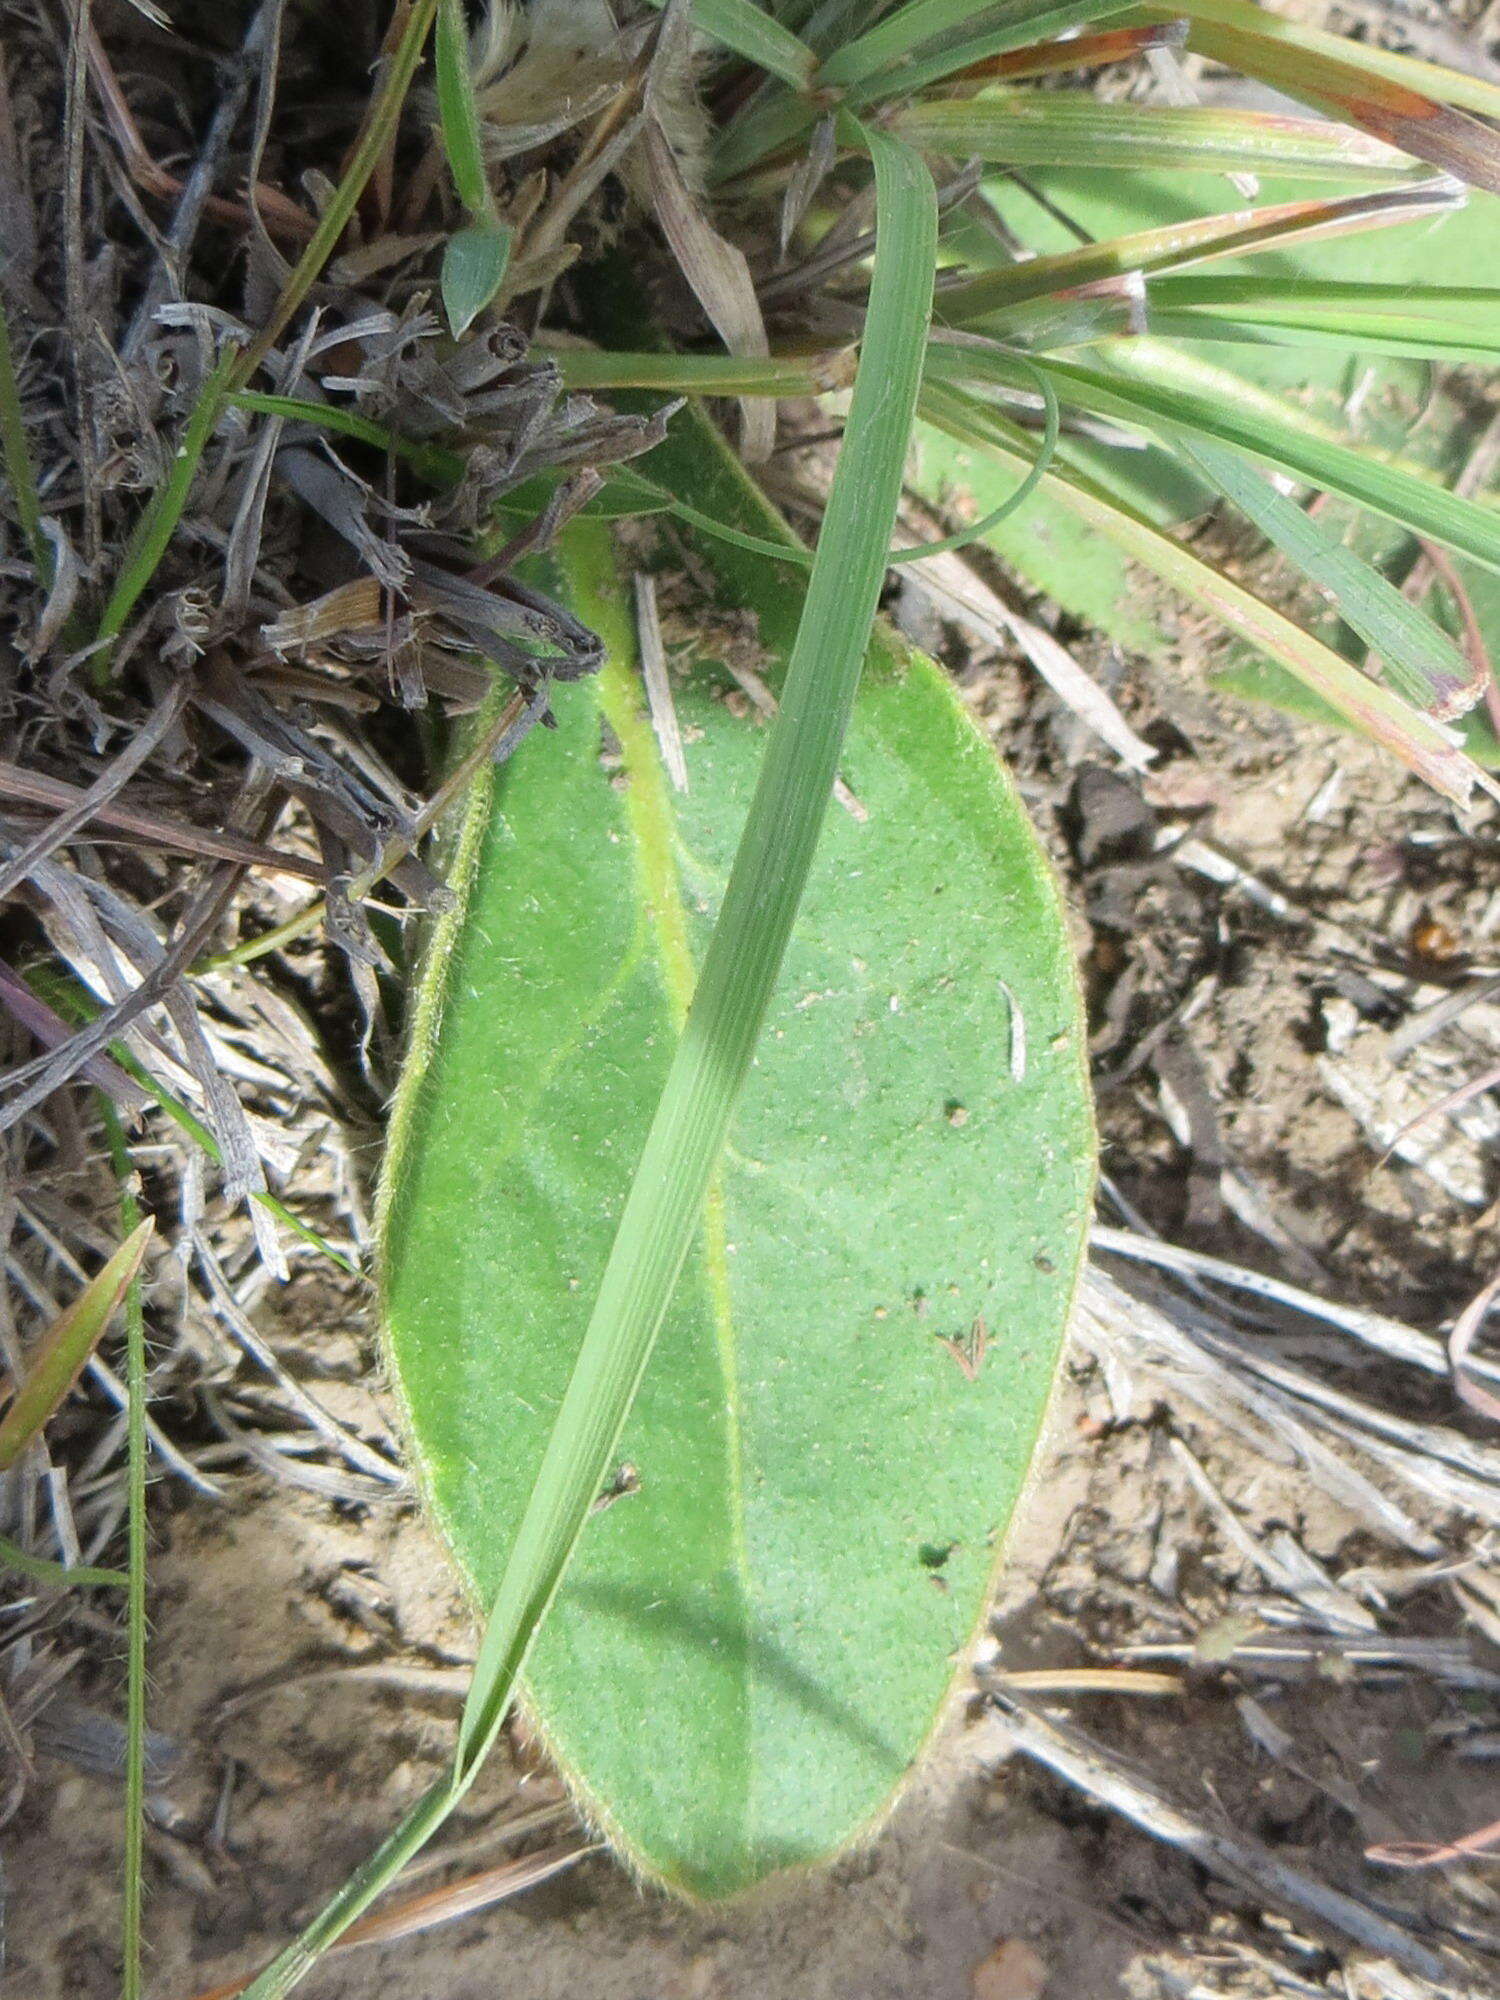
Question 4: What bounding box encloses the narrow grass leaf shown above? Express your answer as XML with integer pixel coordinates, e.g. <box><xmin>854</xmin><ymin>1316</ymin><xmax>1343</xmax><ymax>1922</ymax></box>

<box><xmin>0</xmin><ymin>1534</ymin><xmax>127</xmax><ymax>1590</ymax></box>
<box><xmin>0</xmin><ymin>294</ymin><xmax>45</xmax><ymax>572</ymax></box>
<box><xmin>836</xmin><ymin>0</ymin><xmax>1138</xmax><ymax>99</ymax></box>
<box><xmin>716</xmin><ymin>0</ymin><xmax>1138</xmax><ymax>175</ymax></box>
<box><xmin>235</xmin><ymin>0</ymin><xmax>440</xmax><ymax>378</ymax></box>
<box><xmin>92</xmin><ymin>0</ymin><xmax>441</xmax><ymax>673</ymax></box>
<box><xmin>919</xmin><ymin>381</ymin><xmax>1486</xmax><ymax>803</ymax></box>
<box><xmin>1141</xmin><ymin>277</ymin><xmax>1500</xmax><ymax>366</ymax></box>
<box><xmin>101</xmin><ymin>1103</ymin><xmax>149</xmax><ymax>2000</ymax></box>
<box><xmin>821</xmin><ymin>0</ymin><xmax>1108</xmax><ymax>90</ymax></box>
<box><xmin>94</xmin><ymin>347</ymin><xmax>240</xmax><ymax>667</ymax></box>
<box><xmin>643</xmin><ymin>0</ymin><xmax>816</xmax><ymax>88</ymax></box>
<box><xmin>441</xmin><ymin>219</ymin><xmax>513</xmax><ymax>338</ymax></box>
<box><xmin>30</xmin><ymin>967</ymin><xmax>354</xmax><ymax>1272</ymax></box>
<box><xmin>892</xmin><ymin>355</ymin><xmax>1059</xmax><ymax>559</ymax></box>
<box><xmin>970</xmin><ymin>346</ymin><xmax>1500</xmax><ymax>575</ymax></box>
<box><xmin>945</xmin><ymin>19</ymin><xmax>1188</xmax><ymax>85</ymax></box>
<box><xmin>435</xmin><ymin>0</ymin><xmax>490</xmax><ymax>216</ymax></box>
<box><xmin>0</xmin><ymin>1216</ymin><xmax>154</xmax><ymax>1470</ymax></box>
<box><xmin>450</xmin><ymin>118</ymin><xmax>939</xmax><ymax>1781</ymax></box>
<box><xmin>228</xmin><ymin>391</ymin><xmax>465</xmax><ymax>484</ymax></box>
<box><xmin>241</xmin><ymin>124</ymin><xmax>939</xmax><ymax>1998</ymax></box>
<box><xmin>543</xmin><ymin>348</ymin><xmax>848</xmax><ymax>397</ymax></box>
<box><xmin>892</xmin><ymin>93</ymin><xmax>1431</xmax><ymax>180</ymax></box>
<box><xmin>936</xmin><ymin>182</ymin><xmax>1465</xmax><ymax>324</ymax></box>
<box><xmin>1180</xmin><ymin>436</ymin><xmax>1483</xmax><ymax>718</ymax></box>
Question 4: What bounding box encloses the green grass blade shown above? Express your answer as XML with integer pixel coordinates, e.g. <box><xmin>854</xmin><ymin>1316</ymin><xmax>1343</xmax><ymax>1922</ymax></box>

<box><xmin>93</xmin><ymin>347</ymin><xmax>239</xmax><ymax>667</ymax></box>
<box><xmin>543</xmin><ymin>347</ymin><xmax>843</xmax><ymax>396</ymax></box>
<box><xmin>1140</xmin><ymin>277</ymin><xmax>1500</xmax><ymax>366</ymax></box>
<box><xmin>842</xmin><ymin>0</ymin><xmax>1136</xmax><ymax>100</ymax></box>
<box><xmin>893</xmin><ymin>354</ymin><xmax>1058</xmax><ymax>558</ymax></box>
<box><xmin>645</xmin><ymin>0</ymin><xmax>817</xmax><ymax>88</ymax></box>
<box><xmin>0</xmin><ymin>294</ymin><xmax>45</xmax><ymax>573</ymax></box>
<box><xmin>235</xmin><ymin>0</ymin><xmax>440</xmax><ymax>379</ymax></box>
<box><xmin>714</xmin><ymin>1</ymin><xmax>1136</xmax><ymax>175</ymax></box>
<box><xmin>92</xmin><ymin>0</ymin><xmax>440</xmax><ymax>669</ymax></box>
<box><xmin>240</xmin><ymin>124</ymin><xmax>937</xmax><ymax>1999</ymax></box>
<box><xmin>1180</xmin><ymin>436</ymin><xmax>1481</xmax><ymax>718</ymax></box>
<box><xmin>942</xmin><ymin>343</ymin><xmax>1500</xmax><ymax>575</ymax></box>
<box><xmin>0</xmin><ymin>1216</ymin><xmax>154</xmax><ymax>1471</ymax></box>
<box><xmin>921</xmin><ymin>379</ymin><xmax>1485</xmax><ymax>803</ymax></box>
<box><xmin>227</xmin><ymin>390</ymin><xmax>466</xmax><ymax>483</ymax></box>
<box><xmin>435</xmin><ymin>0</ymin><xmax>490</xmax><ymax>215</ymax></box>
<box><xmin>892</xmin><ymin>92</ymin><xmax>1432</xmax><ymax>179</ymax></box>
<box><xmin>30</xmin><ymin>966</ymin><xmax>355</xmax><ymax>1273</ymax></box>
<box><xmin>0</xmin><ymin>1533</ymin><xmax>127</xmax><ymax>1590</ymax></box>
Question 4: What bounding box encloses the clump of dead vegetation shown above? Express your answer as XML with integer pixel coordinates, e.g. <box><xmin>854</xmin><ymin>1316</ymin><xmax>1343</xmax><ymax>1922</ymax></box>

<box><xmin>0</xmin><ymin>0</ymin><xmax>682</xmax><ymax>1847</ymax></box>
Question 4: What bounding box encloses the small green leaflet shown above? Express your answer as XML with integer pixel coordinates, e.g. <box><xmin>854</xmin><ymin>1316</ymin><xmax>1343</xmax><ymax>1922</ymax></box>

<box><xmin>441</xmin><ymin>221</ymin><xmax>514</xmax><ymax>340</ymax></box>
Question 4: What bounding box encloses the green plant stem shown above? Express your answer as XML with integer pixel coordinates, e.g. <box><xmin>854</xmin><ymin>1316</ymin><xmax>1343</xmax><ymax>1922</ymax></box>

<box><xmin>91</xmin><ymin>346</ymin><xmax>239</xmax><ymax>675</ymax></box>
<box><xmin>100</xmin><ymin>1101</ymin><xmax>148</xmax><ymax>2000</ymax></box>
<box><xmin>240</xmin><ymin>122</ymin><xmax>937</xmax><ymax>2000</ymax></box>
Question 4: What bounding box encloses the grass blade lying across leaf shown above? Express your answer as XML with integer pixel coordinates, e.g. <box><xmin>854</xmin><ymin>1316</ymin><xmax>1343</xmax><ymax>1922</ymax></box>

<box><xmin>240</xmin><ymin>123</ymin><xmax>938</xmax><ymax>1999</ymax></box>
<box><xmin>0</xmin><ymin>1216</ymin><xmax>153</xmax><ymax>1471</ymax></box>
<box><xmin>448</xmin><ymin>110</ymin><xmax>939</xmax><ymax>1799</ymax></box>
<box><xmin>1180</xmin><ymin>437</ymin><xmax>1484</xmax><ymax>719</ymax></box>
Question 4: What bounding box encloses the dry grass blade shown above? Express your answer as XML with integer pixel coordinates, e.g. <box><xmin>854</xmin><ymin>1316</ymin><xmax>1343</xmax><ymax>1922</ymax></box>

<box><xmin>188</xmin><ymin>1843</ymin><xmax>594</xmax><ymax>2000</ymax></box>
<box><xmin>985</xmin><ymin>1697</ymin><xmax>1466</xmax><ymax>1988</ymax></box>
<box><xmin>1175</xmin><ymin>9</ymin><xmax>1500</xmax><ymax>195</ymax></box>
<box><xmin>0</xmin><ymin>1218</ymin><xmax>153</xmax><ymax>1472</ymax></box>
<box><xmin>639</xmin><ymin>119</ymin><xmax>774</xmax><ymax>461</ymax></box>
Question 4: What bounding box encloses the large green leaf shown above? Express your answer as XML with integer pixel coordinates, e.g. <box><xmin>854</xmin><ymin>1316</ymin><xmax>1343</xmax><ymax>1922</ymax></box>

<box><xmin>382</xmin><ymin>420</ymin><xmax>1093</xmax><ymax>1899</ymax></box>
